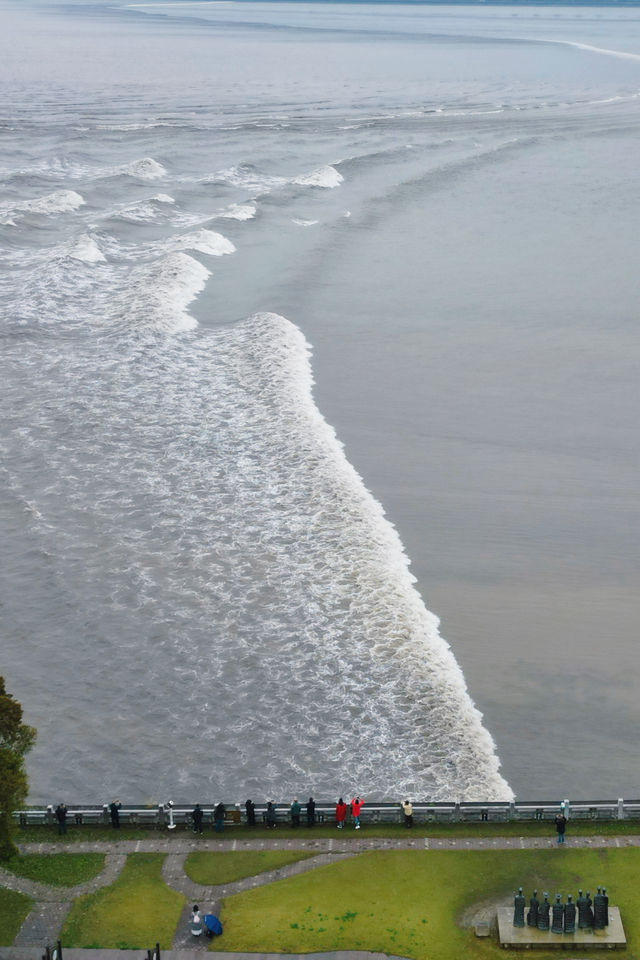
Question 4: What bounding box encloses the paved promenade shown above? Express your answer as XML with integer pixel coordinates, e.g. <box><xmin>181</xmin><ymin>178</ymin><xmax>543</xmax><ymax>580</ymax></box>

<box><xmin>5</xmin><ymin>833</ymin><xmax>640</xmax><ymax>952</ymax></box>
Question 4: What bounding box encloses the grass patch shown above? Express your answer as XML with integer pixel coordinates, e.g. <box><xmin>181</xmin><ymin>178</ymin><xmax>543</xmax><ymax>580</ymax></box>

<box><xmin>0</xmin><ymin>887</ymin><xmax>33</xmax><ymax>945</ymax></box>
<box><xmin>5</xmin><ymin>853</ymin><xmax>105</xmax><ymax>887</ymax></box>
<box><xmin>185</xmin><ymin>850</ymin><xmax>316</xmax><ymax>885</ymax></box>
<box><xmin>61</xmin><ymin>853</ymin><xmax>184</xmax><ymax>948</ymax></box>
<box><xmin>212</xmin><ymin>847</ymin><xmax>640</xmax><ymax>960</ymax></box>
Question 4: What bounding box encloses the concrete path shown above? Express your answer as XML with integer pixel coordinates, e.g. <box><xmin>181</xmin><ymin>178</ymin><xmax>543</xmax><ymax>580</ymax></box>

<box><xmin>7</xmin><ymin>855</ymin><xmax>127</xmax><ymax>948</ymax></box>
<box><xmin>3</xmin><ymin>950</ymin><xmax>411</xmax><ymax>960</ymax></box>
<box><xmin>17</xmin><ymin>833</ymin><xmax>640</xmax><ymax>856</ymax></box>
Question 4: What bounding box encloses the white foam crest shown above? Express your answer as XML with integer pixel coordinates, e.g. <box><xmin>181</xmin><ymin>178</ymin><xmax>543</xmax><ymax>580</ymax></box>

<box><xmin>96</xmin><ymin>121</ymin><xmax>185</xmax><ymax>131</ymax></box>
<box><xmin>293</xmin><ymin>165</ymin><xmax>344</xmax><ymax>189</ymax></box>
<box><xmin>543</xmin><ymin>37</ymin><xmax>640</xmax><ymax>62</ymax></box>
<box><xmin>291</xmin><ymin>218</ymin><xmax>319</xmax><ymax>227</ymax></box>
<box><xmin>101</xmin><ymin>194</ymin><xmax>176</xmax><ymax>224</ymax></box>
<box><xmin>66</xmin><ymin>235</ymin><xmax>106</xmax><ymax>264</ymax></box>
<box><xmin>169</xmin><ymin>228</ymin><xmax>236</xmax><ymax>257</ymax></box>
<box><xmin>0</xmin><ymin>190</ymin><xmax>84</xmax><ymax>226</ymax></box>
<box><xmin>125</xmin><ymin>252</ymin><xmax>209</xmax><ymax>333</ymax></box>
<box><xmin>217</xmin><ymin>202</ymin><xmax>257</xmax><ymax>221</ymax></box>
<box><xmin>202</xmin><ymin>164</ymin><xmax>286</xmax><ymax>193</ymax></box>
<box><xmin>118</xmin><ymin>157</ymin><xmax>167</xmax><ymax>180</ymax></box>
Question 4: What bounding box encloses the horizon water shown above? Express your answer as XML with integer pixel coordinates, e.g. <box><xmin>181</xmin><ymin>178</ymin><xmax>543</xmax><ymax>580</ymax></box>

<box><xmin>1</xmin><ymin>0</ymin><xmax>639</xmax><ymax>803</ymax></box>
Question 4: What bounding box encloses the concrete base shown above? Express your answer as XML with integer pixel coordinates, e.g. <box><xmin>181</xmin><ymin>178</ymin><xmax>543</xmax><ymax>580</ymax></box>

<box><xmin>497</xmin><ymin>907</ymin><xmax>626</xmax><ymax>949</ymax></box>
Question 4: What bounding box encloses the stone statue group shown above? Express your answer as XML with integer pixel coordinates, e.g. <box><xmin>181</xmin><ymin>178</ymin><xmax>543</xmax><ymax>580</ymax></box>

<box><xmin>513</xmin><ymin>886</ymin><xmax>609</xmax><ymax>933</ymax></box>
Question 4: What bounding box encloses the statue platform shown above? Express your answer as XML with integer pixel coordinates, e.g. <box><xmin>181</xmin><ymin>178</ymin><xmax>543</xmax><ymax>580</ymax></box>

<box><xmin>497</xmin><ymin>907</ymin><xmax>626</xmax><ymax>949</ymax></box>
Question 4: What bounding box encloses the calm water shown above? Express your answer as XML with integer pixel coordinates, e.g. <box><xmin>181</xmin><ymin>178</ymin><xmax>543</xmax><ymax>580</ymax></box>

<box><xmin>1</xmin><ymin>0</ymin><xmax>639</xmax><ymax>802</ymax></box>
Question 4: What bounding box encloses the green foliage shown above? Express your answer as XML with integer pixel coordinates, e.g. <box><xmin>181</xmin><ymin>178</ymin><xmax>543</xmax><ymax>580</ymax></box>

<box><xmin>0</xmin><ymin>886</ymin><xmax>33</xmax><ymax>944</ymax></box>
<box><xmin>184</xmin><ymin>850</ymin><xmax>316</xmax><ymax>885</ymax></box>
<box><xmin>0</xmin><ymin>677</ymin><xmax>36</xmax><ymax>860</ymax></box>
<box><xmin>6</xmin><ymin>853</ymin><xmax>105</xmax><ymax>886</ymax></box>
<box><xmin>210</xmin><ymin>848</ymin><xmax>640</xmax><ymax>960</ymax></box>
<box><xmin>61</xmin><ymin>853</ymin><xmax>184</xmax><ymax>948</ymax></box>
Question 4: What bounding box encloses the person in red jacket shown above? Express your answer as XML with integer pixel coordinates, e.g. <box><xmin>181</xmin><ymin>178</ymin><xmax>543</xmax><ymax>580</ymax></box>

<box><xmin>350</xmin><ymin>796</ymin><xmax>364</xmax><ymax>829</ymax></box>
<box><xmin>335</xmin><ymin>797</ymin><xmax>347</xmax><ymax>829</ymax></box>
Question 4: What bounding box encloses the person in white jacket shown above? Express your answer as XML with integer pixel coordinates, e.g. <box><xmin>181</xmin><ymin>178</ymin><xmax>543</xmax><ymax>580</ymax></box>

<box><xmin>191</xmin><ymin>904</ymin><xmax>203</xmax><ymax>936</ymax></box>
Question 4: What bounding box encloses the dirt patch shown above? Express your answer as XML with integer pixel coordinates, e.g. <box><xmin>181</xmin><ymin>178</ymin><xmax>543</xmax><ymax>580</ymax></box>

<box><xmin>457</xmin><ymin>893</ymin><xmax>512</xmax><ymax>931</ymax></box>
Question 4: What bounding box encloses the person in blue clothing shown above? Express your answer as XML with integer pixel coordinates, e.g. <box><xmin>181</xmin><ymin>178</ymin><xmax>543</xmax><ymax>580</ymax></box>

<box><xmin>214</xmin><ymin>802</ymin><xmax>225</xmax><ymax>833</ymax></box>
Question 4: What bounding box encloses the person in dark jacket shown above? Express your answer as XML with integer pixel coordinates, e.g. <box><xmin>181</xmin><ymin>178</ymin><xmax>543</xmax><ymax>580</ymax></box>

<box><xmin>306</xmin><ymin>797</ymin><xmax>316</xmax><ymax>827</ymax></box>
<box><xmin>245</xmin><ymin>799</ymin><xmax>256</xmax><ymax>827</ymax></box>
<box><xmin>109</xmin><ymin>800</ymin><xmax>121</xmax><ymax>829</ymax></box>
<box><xmin>266</xmin><ymin>801</ymin><xmax>277</xmax><ymax>828</ymax></box>
<box><xmin>55</xmin><ymin>803</ymin><xmax>67</xmax><ymax>835</ymax></box>
<box><xmin>192</xmin><ymin>803</ymin><xmax>203</xmax><ymax>834</ymax></box>
<box><xmin>290</xmin><ymin>799</ymin><xmax>301</xmax><ymax>827</ymax></box>
<box><xmin>554</xmin><ymin>812</ymin><xmax>567</xmax><ymax>844</ymax></box>
<box><xmin>214</xmin><ymin>802</ymin><xmax>225</xmax><ymax>833</ymax></box>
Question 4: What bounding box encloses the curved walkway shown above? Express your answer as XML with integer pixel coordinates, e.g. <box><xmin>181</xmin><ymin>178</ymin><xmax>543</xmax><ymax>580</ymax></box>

<box><xmin>6</xmin><ymin>833</ymin><xmax>640</xmax><ymax>947</ymax></box>
<box><xmin>6</xmin><ymin>855</ymin><xmax>127</xmax><ymax>948</ymax></box>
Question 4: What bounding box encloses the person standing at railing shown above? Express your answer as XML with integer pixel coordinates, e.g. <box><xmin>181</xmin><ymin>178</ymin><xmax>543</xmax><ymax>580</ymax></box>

<box><xmin>266</xmin><ymin>801</ymin><xmax>277</xmax><ymax>828</ymax></box>
<box><xmin>335</xmin><ymin>797</ymin><xmax>347</xmax><ymax>829</ymax></box>
<box><xmin>245</xmin><ymin>799</ymin><xmax>256</xmax><ymax>826</ymax></box>
<box><xmin>290</xmin><ymin>799</ymin><xmax>301</xmax><ymax>827</ymax></box>
<box><xmin>214</xmin><ymin>802</ymin><xmax>225</xmax><ymax>833</ymax></box>
<box><xmin>55</xmin><ymin>803</ymin><xmax>67</xmax><ymax>835</ymax></box>
<box><xmin>351</xmin><ymin>796</ymin><xmax>364</xmax><ymax>829</ymax></box>
<box><xmin>192</xmin><ymin>803</ymin><xmax>203</xmax><ymax>835</ymax></box>
<box><xmin>306</xmin><ymin>797</ymin><xmax>316</xmax><ymax>827</ymax></box>
<box><xmin>109</xmin><ymin>800</ymin><xmax>121</xmax><ymax>829</ymax></box>
<box><xmin>401</xmin><ymin>799</ymin><xmax>413</xmax><ymax>828</ymax></box>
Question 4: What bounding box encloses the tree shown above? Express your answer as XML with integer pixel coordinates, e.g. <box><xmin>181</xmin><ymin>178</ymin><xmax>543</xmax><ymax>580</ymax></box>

<box><xmin>0</xmin><ymin>677</ymin><xmax>36</xmax><ymax>860</ymax></box>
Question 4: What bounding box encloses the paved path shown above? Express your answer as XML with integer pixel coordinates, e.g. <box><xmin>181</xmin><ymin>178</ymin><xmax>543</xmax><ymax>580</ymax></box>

<box><xmin>7</xmin><ymin>855</ymin><xmax>127</xmax><ymax>948</ymax></box>
<box><xmin>5</xmin><ymin>834</ymin><xmax>640</xmax><ymax>948</ymax></box>
<box><xmin>17</xmin><ymin>833</ymin><xmax>640</xmax><ymax>855</ymax></box>
<box><xmin>3</xmin><ymin>950</ymin><xmax>411</xmax><ymax>960</ymax></box>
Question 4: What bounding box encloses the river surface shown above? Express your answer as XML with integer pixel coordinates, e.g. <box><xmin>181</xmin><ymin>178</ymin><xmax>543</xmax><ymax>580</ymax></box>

<box><xmin>1</xmin><ymin>0</ymin><xmax>639</xmax><ymax>802</ymax></box>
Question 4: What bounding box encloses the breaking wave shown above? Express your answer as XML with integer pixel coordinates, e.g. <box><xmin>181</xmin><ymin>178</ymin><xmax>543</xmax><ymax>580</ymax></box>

<box><xmin>0</xmin><ymin>189</ymin><xmax>85</xmax><ymax>226</ymax></box>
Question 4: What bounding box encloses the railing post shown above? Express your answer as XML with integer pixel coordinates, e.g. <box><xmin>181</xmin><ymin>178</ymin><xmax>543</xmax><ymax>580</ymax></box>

<box><xmin>509</xmin><ymin>801</ymin><xmax>516</xmax><ymax>821</ymax></box>
<box><xmin>618</xmin><ymin>798</ymin><xmax>625</xmax><ymax>820</ymax></box>
<box><xmin>454</xmin><ymin>802</ymin><xmax>461</xmax><ymax>822</ymax></box>
<box><xmin>563</xmin><ymin>798</ymin><xmax>570</xmax><ymax>819</ymax></box>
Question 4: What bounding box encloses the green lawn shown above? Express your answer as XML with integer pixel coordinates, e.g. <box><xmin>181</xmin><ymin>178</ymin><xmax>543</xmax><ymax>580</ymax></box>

<box><xmin>212</xmin><ymin>848</ymin><xmax>640</xmax><ymax>960</ymax></box>
<box><xmin>185</xmin><ymin>850</ymin><xmax>316</xmax><ymax>884</ymax></box>
<box><xmin>0</xmin><ymin>887</ymin><xmax>33</xmax><ymax>945</ymax></box>
<box><xmin>5</xmin><ymin>853</ymin><xmax>105</xmax><ymax>887</ymax></box>
<box><xmin>61</xmin><ymin>853</ymin><xmax>184</xmax><ymax>948</ymax></box>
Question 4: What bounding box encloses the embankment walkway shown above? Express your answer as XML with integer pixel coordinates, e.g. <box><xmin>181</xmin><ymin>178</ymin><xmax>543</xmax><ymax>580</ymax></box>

<box><xmin>6</xmin><ymin>833</ymin><xmax>640</xmax><ymax>952</ymax></box>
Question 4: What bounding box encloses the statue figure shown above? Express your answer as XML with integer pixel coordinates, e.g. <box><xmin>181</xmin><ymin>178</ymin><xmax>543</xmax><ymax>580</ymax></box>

<box><xmin>513</xmin><ymin>886</ymin><xmax>526</xmax><ymax>927</ymax></box>
<box><xmin>537</xmin><ymin>893</ymin><xmax>550</xmax><ymax>931</ymax></box>
<box><xmin>593</xmin><ymin>886</ymin><xmax>607</xmax><ymax>930</ymax></box>
<box><xmin>585</xmin><ymin>891</ymin><xmax>594</xmax><ymax>928</ymax></box>
<box><xmin>602</xmin><ymin>888</ymin><xmax>609</xmax><ymax>926</ymax></box>
<box><xmin>564</xmin><ymin>894</ymin><xmax>576</xmax><ymax>934</ymax></box>
<box><xmin>551</xmin><ymin>893</ymin><xmax>564</xmax><ymax>934</ymax></box>
<box><xmin>577</xmin><ymin>889</ymin><xmax>592</xmax><ymax>929</ymax></box>
<box><xmin>527</xmin><ymin>889</ymin><xmax>539</xmax><ymax>928</ymax></box>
